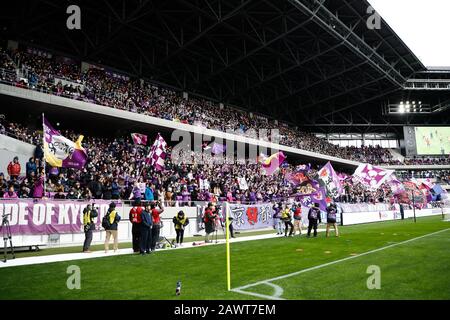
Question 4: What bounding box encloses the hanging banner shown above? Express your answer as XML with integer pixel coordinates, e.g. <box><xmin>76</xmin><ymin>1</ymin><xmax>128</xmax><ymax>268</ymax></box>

<box><xmin>0</xmin><ymin>200</ymin><xmax>122</xmax><ymax>235</ymax></box>
<box><xmin>229</xmin><ymin>203</ymin><xmax>274</xmax><ymax>230</ymax></box>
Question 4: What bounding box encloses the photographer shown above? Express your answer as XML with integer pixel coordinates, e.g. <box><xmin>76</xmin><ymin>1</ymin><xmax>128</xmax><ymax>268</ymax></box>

<box><xmin>172</xmin><ymin>210</ymin><xmax>189</xmax><ymax>247</ymax></box>
<box><xmin>203</xmin><ymin>202</ymin><xmax>218</xmax><ymax>243</ymax></box>
<box><xmin>226</xmin><ymin>215</ymin><xmax>235</xmax><ymax>238</ymax></box>
<box><xmin>150</xmin><ymin>200</ymin><xmax>164</xmax><ymax>252</ymax></box>
<box><xmin>104</xmin><ymin>202</ymin><xmax>121</xmax><ymax>253</ymax></box>
<box><xmin>82</xmin><ymin>204</ymin><xmax>98</xmax><ymax>253</ymax></box>
<box><xmin>272</xmin><ymin>202</ymin><xmax>283</xmax><ymax>235</ymax></box>
<box><xmin>281</xmin><ymin>204</ymin><xmax>294</xmax><ymax>237</ymax></box>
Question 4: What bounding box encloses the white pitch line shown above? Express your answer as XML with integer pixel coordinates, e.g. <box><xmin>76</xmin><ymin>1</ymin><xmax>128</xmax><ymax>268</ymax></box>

<box><xmin>233</xmin><ymin>228</ymin><xmax>450</xmax><ymax>299</ymax></box>
<box><xmin>263</xmin><ymin>281</ymin><xmax>284</xmax><ymax>298</ymax></box>
<box><xmin>231</xmin><ymin>288</ymin><xmax>285</xmax><ymax>300</ymax></box>
<box><xmin>0</xmin><ymin>231</ymin><xmax>312</xmax><ymax>268</ymax></box>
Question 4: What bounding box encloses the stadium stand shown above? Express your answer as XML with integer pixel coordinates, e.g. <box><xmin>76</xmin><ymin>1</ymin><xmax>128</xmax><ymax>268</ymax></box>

<box><xmin>2</xmin><ymin>117</ymin><xmax>448</xmax><ymax>205</ymax></box>
<box><xmin>3</xmin><ymin>46</ymin><xmax>448</xmax><ymax>166</ymax></box>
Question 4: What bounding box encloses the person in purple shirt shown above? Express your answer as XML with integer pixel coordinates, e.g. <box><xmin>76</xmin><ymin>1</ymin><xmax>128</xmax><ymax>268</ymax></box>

<box><xmin>3</xmin><ymin>186</ymin><xmax>18</xmax><ymax>199</ymax></box>
<box><xmin>272</xmin><ymin>202</ymin><xmax>283</xmax><ymax>235</ymax></box>
<box><xmin>33</xmin><ymin>173</ymin><xmax>45</xmax><ymax>198</ymax></box>
<box><xmin>129</xmin><ymin>182</ymin><xmax>142</xmax><ymax>201</ymax></box>
<box><xmin>181</xmin><ymin>186</ymin><xmax>190</xmax><ymax>206</ymax></box>
<box><xmin>248</xmin><ymin>189</ymin><xmax>257</xmax><ymax>203</ymax></box>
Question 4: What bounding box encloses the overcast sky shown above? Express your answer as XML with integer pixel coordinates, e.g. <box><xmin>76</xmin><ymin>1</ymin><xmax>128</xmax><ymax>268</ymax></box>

<box><xmin>368</xmin><ymin>0</ymin><xmax>450</xmax><ymax>67</ymax></box>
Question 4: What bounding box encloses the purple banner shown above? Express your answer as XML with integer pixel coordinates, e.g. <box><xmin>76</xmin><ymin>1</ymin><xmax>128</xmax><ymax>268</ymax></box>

<box><xmin>0</xmin><ymin>200</ymin><xmax>122</xmax><ymax>235</ymax></box>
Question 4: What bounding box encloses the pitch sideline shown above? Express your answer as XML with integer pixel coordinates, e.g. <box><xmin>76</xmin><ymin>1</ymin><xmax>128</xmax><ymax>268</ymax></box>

<box><xmin>231</xmin><ymin>228</ymin><xmax>450</xmax><ymax>300</ymax></box>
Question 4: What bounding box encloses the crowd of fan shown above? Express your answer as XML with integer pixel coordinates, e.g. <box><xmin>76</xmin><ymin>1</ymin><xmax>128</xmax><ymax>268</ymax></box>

<box><xmin>3</xmin><ymin>46</ymin><xmax>448</xmax><ymax>166</ymax></box>
<box><xmin>0</xmin><ymin>119</ymin><xmax>406</xmax><ymax>205</ymax></box>
<box><xmin>403</xmin><ymin>157</ymin><xmax>450</xmax><ymax>165</ymax></box>
<box><xmin>396</xmin><ymin>170</ymin><xmax>450</xmax><ymax>183</ymax></box>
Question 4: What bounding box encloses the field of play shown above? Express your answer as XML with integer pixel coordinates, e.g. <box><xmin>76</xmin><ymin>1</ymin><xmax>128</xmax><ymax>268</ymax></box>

<box><xmin>0</xmin><ymin>216</ymin><xmax>449</xmax><ymax>300</ymax></box>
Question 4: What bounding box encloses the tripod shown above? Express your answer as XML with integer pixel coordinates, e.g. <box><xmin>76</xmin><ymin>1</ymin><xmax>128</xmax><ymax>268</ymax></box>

<box><xmin>214</xmin><ymin>217</ymin><xmax>226</xmax><ymax>244</ymax></box>
<box><xmin>1</xmin><ymin>214</ymin><xmax>15</xmax><ymax>262</ymax></box>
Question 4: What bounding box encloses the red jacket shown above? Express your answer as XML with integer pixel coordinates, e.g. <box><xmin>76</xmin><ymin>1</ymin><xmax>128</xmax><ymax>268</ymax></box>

<box><xmin>129</xmin><ymin>206</ymin><xmax>143</xmax><ymax>224</ymax></box>
<box><xmin>203</xmin><ymin>208</ymin><xmax>216</xmax><ymax>223</ymax></box>
<box><xmin>7</xmin><ymin>162</ymin><xmax>21</xmax><ymax>177</ymax></box>
<box><xmin>151</xmin><ymin>208</ymin><xmax>163</xmax><ymax>225</ymax></box>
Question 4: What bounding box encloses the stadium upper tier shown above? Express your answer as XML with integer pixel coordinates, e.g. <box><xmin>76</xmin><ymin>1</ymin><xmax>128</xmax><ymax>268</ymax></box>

<box><xmin>0</xmin><ymin>46</ymin><xmax>449</xmax><ymax>167</ymax></box>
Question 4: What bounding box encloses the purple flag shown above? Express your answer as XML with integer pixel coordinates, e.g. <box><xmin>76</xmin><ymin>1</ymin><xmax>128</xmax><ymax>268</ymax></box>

<box><xmin>43</xmin><ymin>117</ymin><xmax>88</xmax><ymax>170</ymax></box>
<box><xmin>261</xmin><ymin>152</ymin><xmax>286</xmax><ymax>175</ymax></box>
<box><xmin>131</xmin><ymin>133</ymin><xmax>148</xmax><ymax>145</ymax></box>
<box><xmin>318</xmin><ymin>162</ymin><xmax>342</xmax><ymax>198</ymax></box>
<box><xmin>352</xmin><ymin>164</ymin><xmax>394</xmax><ymax>190</ymax></box>
<box><xmin>296</xmin><ymin>187</ymin><xmax>327</xmax><ymax>211</ymax></box>
<box><xmin>211</xmin><ymin>143</ymin><xmax>226</xmax><ymax>155</ymax></box>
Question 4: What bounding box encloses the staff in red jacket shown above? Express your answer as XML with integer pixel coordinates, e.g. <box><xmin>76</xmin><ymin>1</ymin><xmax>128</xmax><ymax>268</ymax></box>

<box><xmin>150</xmin><ymin>200</ymin><xmax>164</xmax><ymax>252</ymax></box>
<box><xmin>129</xmin><ymin>199</ymin><xmax>143</xmax><ymax>253</ymax></box>
<box><xmin>204</xmin><ymin>202</ymin><xmax>218</xmax><ymax>243</ymax></box>
<box><xmin>7</xmin><ymin>156</ymin><xmax>21</xmax><ymax>180</ymax></box>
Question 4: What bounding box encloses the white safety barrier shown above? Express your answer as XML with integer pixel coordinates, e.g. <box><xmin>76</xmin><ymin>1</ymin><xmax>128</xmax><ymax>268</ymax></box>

<box><xmin>341</xmin><ymin>207</ymin><xmax>450</xmax><ymax>226</ymax></box>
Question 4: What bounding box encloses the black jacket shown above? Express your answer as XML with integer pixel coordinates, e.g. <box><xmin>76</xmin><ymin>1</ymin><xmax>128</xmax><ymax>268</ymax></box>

<box><xmin>105</xmin><ymin>209</ymin><xmax>121</xmax><ymax>230</ymax></box>
<box><xmin>326</xmin><ymin>207</ymin><xmax>337</xmax><ymax>223</ymax></box>
<box><xmin>141</xmin><ymin>210</ymin><xmax>153</xmax><ymax>228</ymax></box>
<box><xmin>308</xmin><ymin>207</ymin><xmax>322</xmax><ymax>223</ymax></box>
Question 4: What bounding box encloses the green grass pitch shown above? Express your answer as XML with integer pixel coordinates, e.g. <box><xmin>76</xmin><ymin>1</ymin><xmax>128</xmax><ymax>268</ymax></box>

<box><xmin>0</xmin><ymin>216</ymin><xmax>449</xmax><ymax>300</ymax></box>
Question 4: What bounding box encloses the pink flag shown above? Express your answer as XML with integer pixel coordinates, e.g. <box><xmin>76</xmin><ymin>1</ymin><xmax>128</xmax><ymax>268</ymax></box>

<box><xmin>131</xmin><ymin>133</ymin><xmax>148</xmax><ymax>145</ymax></box>
<box><xmin>352</xmin><ymin>164</ymin><xmax>394</xmax><ymax>190</ymax></box>
<box><xmin>261</xmin><ymin>152</ymin><xmax>286</xmax><ymax>175</ymax></box>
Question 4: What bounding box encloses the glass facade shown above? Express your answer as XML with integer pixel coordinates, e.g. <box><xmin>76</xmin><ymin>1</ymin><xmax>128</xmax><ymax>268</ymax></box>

<box><xmin>316</xmin><ymin>133</ymin><xmax>399</xmax><ymax>149</ymax></box>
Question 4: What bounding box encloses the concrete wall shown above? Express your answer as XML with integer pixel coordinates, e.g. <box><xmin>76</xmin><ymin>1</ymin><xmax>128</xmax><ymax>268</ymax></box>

<box><xmin>0</xmin><ymin>134</ymin><xmax>36</xmax><ymax>176</ymax></box>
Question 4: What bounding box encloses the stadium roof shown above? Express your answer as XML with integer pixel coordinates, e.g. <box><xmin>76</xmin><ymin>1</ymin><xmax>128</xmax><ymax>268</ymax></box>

<box><xmin>1</xmin><ymin>0</ymin><xmax>450</xmax><ymax>132</ymax></box>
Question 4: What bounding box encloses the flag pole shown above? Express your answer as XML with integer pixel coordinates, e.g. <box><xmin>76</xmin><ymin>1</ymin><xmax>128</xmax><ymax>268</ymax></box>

<box><xmin>42</xmin><ymin>113</ymin><xmax>47</xmax><ymax>198</ymax></box>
